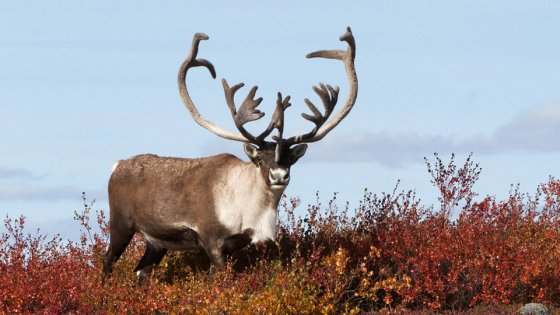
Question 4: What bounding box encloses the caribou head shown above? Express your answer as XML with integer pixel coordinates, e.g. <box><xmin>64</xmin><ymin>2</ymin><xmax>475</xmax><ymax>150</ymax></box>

<box><xmin>103</xmin><ymin>27</ymin><xmax>357</xmax><ymax>284</ymax></box>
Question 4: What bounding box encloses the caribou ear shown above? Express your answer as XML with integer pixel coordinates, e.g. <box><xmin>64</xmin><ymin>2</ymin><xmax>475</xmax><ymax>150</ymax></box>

<box><xmin>243</xmin><ymin>143</ymin><xmax>259</xmax><ymax>161</ymax></box>
<box><xmin>289</xmin><ymin>144</ymin><xmax>308</xmax><ymax>164</ymax></box>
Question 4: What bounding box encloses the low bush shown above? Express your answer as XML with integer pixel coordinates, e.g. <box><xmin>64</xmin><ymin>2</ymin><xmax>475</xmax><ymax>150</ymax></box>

<box><xmin>1</xmin><ymin>154</ymin><xmax>559</xmax><ymax>313</ymax></box>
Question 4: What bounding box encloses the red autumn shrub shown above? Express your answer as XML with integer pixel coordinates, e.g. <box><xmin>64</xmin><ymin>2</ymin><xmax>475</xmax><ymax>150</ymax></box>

<box><xmin>0</xmin><ymin>154</ymin><xmax>559</xmax><ymax>313</ymax></box>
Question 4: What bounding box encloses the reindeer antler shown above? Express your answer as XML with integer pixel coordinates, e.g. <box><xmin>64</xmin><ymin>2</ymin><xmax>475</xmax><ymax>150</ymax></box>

<box><xmin>178</xmin><ymin>27</ymin><xmax>357</xmax><ymax>148</ymax></box>
<box><xmin>178</xmin><ymin>33</ymin><xmax>293</xmax><ymax>146</ymax></box>
<box><xmin>285</xmin><ymin>26</ymin><xmax>358</xmax><ymax>145</ymax></box>
<box><xmin>222</xmin><ymin>79</ymin><xmax>265</xmax><ymax>143</ymax></box>
<box><xmin>178</xmin><ymin>33</ymin><xmax>249</xmax><ymax>142</ymax></box>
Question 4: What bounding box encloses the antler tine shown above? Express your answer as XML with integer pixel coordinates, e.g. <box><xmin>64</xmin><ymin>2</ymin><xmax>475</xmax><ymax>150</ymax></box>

<box><xmin>188</xmin><ymin>33</ymin><xmax>217</xmax><ymax>77</ymax></box>
<box><xmin>222</xmin><ymin>79</ymin><xmax>244</xmax><ymax>117</ymax></box>
<box><xmin>286</xmin><ymin>26</ymin><xmax>358</xmax><ymax>145</ymax></box>
<box><xmin>295</xmin><ymin>83</ymin><xmax>339</xmax><ymax>142</ymax></box>
<box><xmin>269</xmin><ymin>93</ymin><xmax>291</xmax><ymax>162</ymax></box>
<box><xmin>257</xmin><ymin>92</ymin><xmax>291</xmax><ymax>144</ymax></box>
<box><xmin>306</xmin><ymin>27</ymin><xmax>356</xmax><ymax>61</ymax></box>
<box><xmin>178</xmin><ymin>33</ymin><xmax>249</xmax><ymax>142</ymax></box>
<box><xmin>221</xmin><ymin>79</ymin><xmax>267</xmax><ymax>143</ymax></box>
<box><xmin>311</xmin><ymin>83</ymin><xmax>339</xmax><ymax>120</ymax></box>
<box><xmin>235</xmin><ymin>85</ymin><xmax>265</xmax><ymax>126</ymax></box>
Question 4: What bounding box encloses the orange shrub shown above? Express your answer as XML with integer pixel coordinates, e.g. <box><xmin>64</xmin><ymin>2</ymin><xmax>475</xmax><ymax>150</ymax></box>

<box><xmin>1</xmin><ymin>155</ymin><xmax>558</xmax><ymax>313</ymax></box>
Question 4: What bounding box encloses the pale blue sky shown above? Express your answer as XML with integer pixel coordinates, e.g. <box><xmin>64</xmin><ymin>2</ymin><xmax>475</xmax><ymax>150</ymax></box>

<box><xmin>1</xmin><ymin>1</ymin><xmax>559</xmax><ymax>240</ymax></box>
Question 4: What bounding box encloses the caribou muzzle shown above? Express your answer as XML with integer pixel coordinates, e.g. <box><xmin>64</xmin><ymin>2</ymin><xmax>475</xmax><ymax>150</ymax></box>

<box><xmin>269</xmin><ymin>167</ymin><xmax>290</xmax><ymax>189</ymax></box>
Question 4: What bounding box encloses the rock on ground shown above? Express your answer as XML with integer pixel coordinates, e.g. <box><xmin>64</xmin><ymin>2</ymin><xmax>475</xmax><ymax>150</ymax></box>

<box><xmin>519</xmin><ymin>303</ymin><xmax>550</xmax><ymax>315</ymax></box>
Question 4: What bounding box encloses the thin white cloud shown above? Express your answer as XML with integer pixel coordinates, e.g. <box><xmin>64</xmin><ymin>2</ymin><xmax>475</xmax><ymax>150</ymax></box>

<box><xmin>0</xmin><ymin>183</ymin><xmax>106</xmax><ymax>202</ymax></box>
<box><xmin>305</xmin><ymin>131</ymin><xmax>454</xmax><ymax>167</ymax></box>
<box><xmin>304</xmin><ymin>102</ymin><xmax>560</xmax><ymax>166</ymax></box>
<box><xmin>0</xmin><ymin>167</ymin><xmax>44</xmax><ymax>180</ymax></box>
<box><xmin>465</xmin><ymin>102</ymin><xmax>560</xmax><ymax>154</ymax></box>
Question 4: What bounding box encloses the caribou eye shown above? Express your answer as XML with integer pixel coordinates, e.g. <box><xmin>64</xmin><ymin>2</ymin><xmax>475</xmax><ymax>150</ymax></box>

<box><xmin>254</xmin><ymin>156</ymin><xmax>264</xmax><ymax>167</ymax></box>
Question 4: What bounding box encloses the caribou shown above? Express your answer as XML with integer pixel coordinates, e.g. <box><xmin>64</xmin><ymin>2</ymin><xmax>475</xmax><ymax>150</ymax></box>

<box><xmin>103</xmin><ymin>27</ymin><xmax>358</xmax><ymax>283</ymax></box>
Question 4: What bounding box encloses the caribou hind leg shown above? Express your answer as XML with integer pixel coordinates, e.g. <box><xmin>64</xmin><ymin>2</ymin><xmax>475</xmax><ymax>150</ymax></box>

<box><xmin>103</xmin><ymin>223</ymin><xmax>134</xmax><ymax>281</ymax></box>
<box><xmin>134</xmin><ymin>242</ymin><xmax>168</xmax><ymax>284</ymax></box>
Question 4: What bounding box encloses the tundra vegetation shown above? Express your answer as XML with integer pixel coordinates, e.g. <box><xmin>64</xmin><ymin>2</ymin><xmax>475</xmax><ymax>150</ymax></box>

<box><xmin>1</xmin><ymin>154</ymin><xmax>559</xmax><ymax>314</ymax></box>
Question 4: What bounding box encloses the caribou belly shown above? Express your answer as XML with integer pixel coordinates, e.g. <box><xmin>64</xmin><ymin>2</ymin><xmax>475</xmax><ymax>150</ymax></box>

<box><xmin>140</xmin><ymin>227</ymin><xmax>201</xmax><ymax>251</ymax></box>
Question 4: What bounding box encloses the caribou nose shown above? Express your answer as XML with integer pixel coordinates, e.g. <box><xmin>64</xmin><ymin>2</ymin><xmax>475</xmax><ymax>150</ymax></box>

<box><xmin>269</xmin><ymin>168</ymin><xmax>290</xmax><ymax>186</ymax></box>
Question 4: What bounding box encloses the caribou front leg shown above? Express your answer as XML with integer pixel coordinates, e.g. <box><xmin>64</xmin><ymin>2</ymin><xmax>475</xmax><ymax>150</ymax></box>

<box><xmin>222</xmin><ymin>228</ymin><xmax>254</xmax><ymax>257</ymax></box>
<box><xmin>197</xmin><ymin>234</ymin><xmax>226</xmax><ymax>275</ymax></box>
<box><xmin>207</xmin><ymin>248</ymin><xmax>225</xmax><ymax>275</ymax></box>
